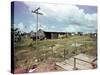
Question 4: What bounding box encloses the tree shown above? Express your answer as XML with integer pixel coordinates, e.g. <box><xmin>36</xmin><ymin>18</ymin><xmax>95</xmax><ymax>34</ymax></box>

<box><xmin>11</xmin><ymin>27</ymin><xmax>22</xmax><ymax>45</ymax></box>
<box><xmin>78</xmin><ymin>32</ymin><xmax>83</xmax><ymax>36</ymax></box>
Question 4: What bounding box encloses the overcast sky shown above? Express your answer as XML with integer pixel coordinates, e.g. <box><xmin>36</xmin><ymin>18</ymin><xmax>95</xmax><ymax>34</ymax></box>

<box><xmin>12</xmin><ymin>1</ymin><xmax>97</xmax><ymax>33</ymax></box>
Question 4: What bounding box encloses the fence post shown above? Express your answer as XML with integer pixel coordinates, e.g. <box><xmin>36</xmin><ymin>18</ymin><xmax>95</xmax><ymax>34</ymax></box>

<box><xmin>64</xmin><ymin>49</ymin><xmax>66</xmax><ymax>60</ymax></box>
<box><xmin>73</xmin><ymin>57</ymin><xmax>77</xmax><ymax>70</ymax></box>
<box><xmin>52</xmin><ymin>46</ymin><xmax>54</xmax><ymax>58</ymax></box>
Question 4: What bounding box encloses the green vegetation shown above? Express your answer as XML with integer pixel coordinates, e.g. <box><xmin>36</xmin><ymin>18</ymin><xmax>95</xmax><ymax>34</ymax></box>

<box><xmin>15</xmin><ymin>35</ymin><xmax>97</xmax><ymax>69</ymax></box>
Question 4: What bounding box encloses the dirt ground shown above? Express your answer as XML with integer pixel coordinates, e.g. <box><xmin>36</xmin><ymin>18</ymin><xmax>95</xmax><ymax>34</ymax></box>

<box><xmin>14</xmin><ymin>58</ymin><xmax>65</xmax><ymax>74</ymax></box>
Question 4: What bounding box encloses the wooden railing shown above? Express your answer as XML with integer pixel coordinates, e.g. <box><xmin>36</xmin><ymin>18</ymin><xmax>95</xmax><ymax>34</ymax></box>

<box><xmin>73</xmin><ymin>57</ymin><xmax>97</xmax><ymax>70</ymax></box>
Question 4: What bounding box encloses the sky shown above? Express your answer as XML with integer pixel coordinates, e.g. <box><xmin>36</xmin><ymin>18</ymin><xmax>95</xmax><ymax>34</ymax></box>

<box><xmin>12</xmin><ymin>1</ymin><xmax>97</xmax><ymax>33</ymax></box>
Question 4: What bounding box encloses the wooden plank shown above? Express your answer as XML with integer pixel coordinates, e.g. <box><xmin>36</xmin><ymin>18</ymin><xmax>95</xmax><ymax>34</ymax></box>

<box><xmin>74</xmin><ymin>54</ymin><xmax>95</xmax><ymax>62</ymax></box>
<box><xmin>56</xmin><ymin>54</ymin><xmax>95</xmax><ymax>70</ymax></box>
<box><xmin>73</xmin><ymin>58</ymin><xmax>76</xmax><ymax>70</ymax></box>
<box><xmin>56</xmin><ymin>62</ymin><xmax>73</xmax><ymax>70</ymax></box>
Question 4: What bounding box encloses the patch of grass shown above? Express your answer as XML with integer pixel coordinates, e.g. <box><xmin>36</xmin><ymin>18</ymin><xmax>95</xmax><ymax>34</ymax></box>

<box><xmin>14</xmin><ymin>35</ymin><xmax>97</xmax><ymax>69</ymax></box>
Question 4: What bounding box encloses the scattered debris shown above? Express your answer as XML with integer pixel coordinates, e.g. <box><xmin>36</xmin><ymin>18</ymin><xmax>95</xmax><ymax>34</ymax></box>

<box><xmin>28</xmin><ymin>65</ymin><xmax>37</xmax><ymax>73</ymax></box>
<box><xmin>28</xmin><ymin>69</ymin><xmax>36</xmax><ymax>73</ymax></box>
<box><xmin>14</xmin><ymin>58</ymin><xmax>64</xmax><ymax>73</ymax></box>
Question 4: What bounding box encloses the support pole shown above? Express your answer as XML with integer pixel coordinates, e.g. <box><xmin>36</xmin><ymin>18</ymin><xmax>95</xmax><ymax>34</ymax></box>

<box><xmin>36</xmin><ymin>10</ymin><xmax>38</xmax><ymax>47</ymax></box>
<box><xmin>64</xmin><ymin>49</ymin><xmax>66</xmax><ymax>60</ymax></box>
<box><xmin>73</xmin><ymin>58</ymin><xmax>76</xmax><ymax>70</ymax></box>
<box><xmin>32</xmin><ymin>7</ymin><xmax>43</xmax><ymax>62</ymax></box>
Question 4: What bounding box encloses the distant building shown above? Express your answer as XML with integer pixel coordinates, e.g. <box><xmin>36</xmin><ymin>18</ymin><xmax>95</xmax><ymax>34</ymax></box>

<box><xmin>89</xmin><ymin>33</ymin><xmax>97</xmax><ymax>38</ymax></box>
<box><xmin>43</xmin><ymin>31</ymin><xmax>67</xmax><ymax>39</ymax></box>
<box><xmin>29</xmin><ymin>29</ymin><xmax>84</xmax><ymax>40</ymax></box>
<box><xmin>77</xmin><ymin>32</ymin><xmax>83</xmax><ymax>36</ymax></box>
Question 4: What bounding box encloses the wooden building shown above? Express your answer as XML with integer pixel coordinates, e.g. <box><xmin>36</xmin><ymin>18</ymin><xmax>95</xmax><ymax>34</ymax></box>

<box><xmin>43</xmin><ymin>31</ymin><xmax>67</xmax><ymax>39</ymax></box>
<box><xmin>30</xmin><ymin>29</ymin><xmax>79</xmax><ymax>40</ymax></box>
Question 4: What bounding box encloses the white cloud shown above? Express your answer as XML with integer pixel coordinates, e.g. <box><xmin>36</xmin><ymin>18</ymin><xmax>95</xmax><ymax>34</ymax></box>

<box><xmin>14</xmin><ymin>22</ymin><xmax>33</xmax><ymax>32</ymax></box>
<box><xmin>65</xmin><ymin>25</ymin><xmax>81</xmax><ymax>32</ymax></box>
<box><xmin>23</xmin><ymin>2</ymin><xmax>97</xmax><ymax>32</ymax></box>
<box><xmin>29</xmin><ymin>23</ymin><xmax>49</xmax><ymax>32</ymax></box>
<box><xmin>15</xmin><ymin>22</ymin><xmax>24</xmax><ymax>30</ymax></box>
<box><xmin>29</xmin><ymin>23</ymin><xmax>36</xmax><ymax>31</ymax></box>
<box><xmin>51</xmin><ymin>26</ymin><xmax>56</xmax><ymax>29</ymax></box>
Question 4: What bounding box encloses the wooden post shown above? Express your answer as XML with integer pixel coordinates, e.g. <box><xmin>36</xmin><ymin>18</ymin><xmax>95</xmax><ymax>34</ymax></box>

<box><xmin>32</xmin><ymin>7</ymin><xmax>43</xmax><ymax>62</ymax></box>
<box><xmin>73</xmin><ymin>58</ymin><xmax>76</xmax><ymax>70</ymax></box>
<box><xmin>52</xmin><ymin>46</ymin><xmax>53</xmax><ymax>58</ymax></box>
<box><xmin>64</xmin><ymin>49</ymin><xmax>66</xmax><ymax>60</ymax></box>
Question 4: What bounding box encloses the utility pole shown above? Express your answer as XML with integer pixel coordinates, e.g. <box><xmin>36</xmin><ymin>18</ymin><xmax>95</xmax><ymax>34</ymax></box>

<box><xmin>32</xmin><ymin>7</ymin><xmax>43</xmax><ymax>62</ymax></box>
<box><xmin>32</xmin><ymin>7</ymin><xmax>43</xmax><ymax>47</ymax></box>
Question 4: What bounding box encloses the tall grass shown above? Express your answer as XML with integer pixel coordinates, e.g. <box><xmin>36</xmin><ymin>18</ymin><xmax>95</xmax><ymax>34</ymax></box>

<box><xmin>15</xmin><ymin>35</ymin><xmax>97</xmax><ymax>69</ymax></box>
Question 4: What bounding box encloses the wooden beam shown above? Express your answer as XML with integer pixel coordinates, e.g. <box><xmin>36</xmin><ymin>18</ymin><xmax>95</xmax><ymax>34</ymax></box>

<box><xmin>73</xmin><ymin>58</ymin><xmax>77</xmax><ymax>70</ymax></box>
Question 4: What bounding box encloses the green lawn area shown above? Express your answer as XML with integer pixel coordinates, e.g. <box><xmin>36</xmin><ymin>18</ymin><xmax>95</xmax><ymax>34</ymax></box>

<box><xmin>15</xmin><ymin>35</ymin><xmax>97</xmax><ymax>69</ymax></box>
